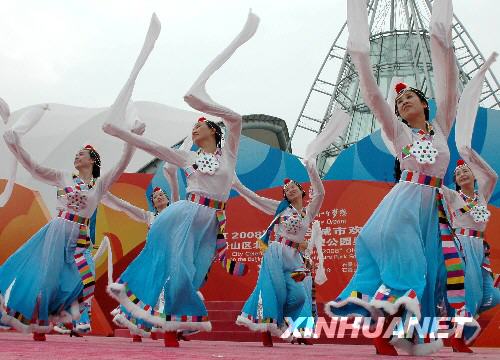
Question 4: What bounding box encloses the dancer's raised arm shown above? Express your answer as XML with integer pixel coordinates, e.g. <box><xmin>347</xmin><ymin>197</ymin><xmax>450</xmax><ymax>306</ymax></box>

<box><xmin>303</xmin><ymin>159</ymin><xmax>324</xmax><ymax>221</ymax></box>
<box><xmin>184</xmin><ymin>11</ymin><xmax>260</xmax><ymax>158</ymax></box>
<box><xmin>101</xmin><ymin>13</ymin><xmax>181</xmax><ymax>166</ymax></box>
<box><xmin>163</xmin><ymin>136</ymin><xmax>193</xmax><ymax>202</ymax></box>
<box><xmin>430</xmin><ymin>0</ymin><xmax>458</xmax><ymax>137</ymax></box>
<box><xmin>347</xmin><ymin>0</ymin><xmax>399</xmax><ymax>143</ymax></box>
<box><xmin>4</xmin><ymin>129</ymin><xmax>66</xmax><ymax>187</ymax></box>
<box><xmin>95</xmin><ymin>121</ymin><xmax>144</xmax><ymax>198</ymax></box>
<box><xmin>0</xmin><ymin>97</ymin><xmax>10</xmax><ymax>124</ymax></box>
<box><xmin>304</xmin><ymin>108</ymin><xmax>349</xmax><ymax>220</ymax></box>
<box><xmin>103</xmin><ymin>122</ymin><xmax>191</xmax><ymax>168</ymax></box>
<box><xmin>102</xmin><ymin>192</ymin><xmax>153</xmax><ymax>224</ymax></box>
<box><xmin>455</xmin><ymin>52</ymin><xmax>498</xmax><ymax>201</ymax></box>
<box><xmin>232</xmin><ymin>175</ymin><xmax>280</xmax><ymax>215</ymax></box>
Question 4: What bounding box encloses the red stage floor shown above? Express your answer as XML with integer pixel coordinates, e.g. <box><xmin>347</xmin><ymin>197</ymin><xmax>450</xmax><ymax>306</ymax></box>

<box><xmin>0</xmin><ymin>333</ymin><xmax>498</xmax><ymax>360</ymax></box>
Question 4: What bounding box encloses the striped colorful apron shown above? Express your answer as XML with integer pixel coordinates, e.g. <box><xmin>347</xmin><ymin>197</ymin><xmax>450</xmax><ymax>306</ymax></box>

<box><xmin>400</xmin><ymin>169</ymin><xmax>467</xmax><ymax>314</ymax></box>
<box><xmin>57</xmin><ymin>175</ymin><xmax>96</xmax><ymax>312</ymax></box>
<box><xmin>57</xmin><ymin>210</ymin><xmax>95</xmax><ymax>306</ymax></box>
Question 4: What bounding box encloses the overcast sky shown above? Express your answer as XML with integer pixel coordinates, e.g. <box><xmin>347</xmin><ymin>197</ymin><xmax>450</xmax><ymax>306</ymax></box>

<box><xmin>0</xmin><ymin>0</ymin><xmax>498</xmax><ymax>153</ymax></box>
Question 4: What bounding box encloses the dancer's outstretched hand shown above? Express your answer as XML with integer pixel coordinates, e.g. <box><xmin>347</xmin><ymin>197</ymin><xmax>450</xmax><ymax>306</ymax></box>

<box><xmin>102</xmin><ymin>122</ymin><xmax>120</xmax><ymax>137</ymax></box>
<box><xmin>3</xmin><ymin>128</ymin><xmax>19</xmax><ymax>145</ymax></box>
<box><xmin>131</xmin><ymin>119</ymin><xmax>146</xmax><ymax>135</ymax></box>
<box><xmin>0</xmin><ymin>97</ymin><xmax>10</xmax><ymax>124</ymax></box>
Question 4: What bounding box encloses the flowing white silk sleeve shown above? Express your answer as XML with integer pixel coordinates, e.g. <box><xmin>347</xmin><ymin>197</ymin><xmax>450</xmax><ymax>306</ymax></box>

<box><xmin>163</xmin><ymin>165</ymin><xmax>180</xmax><ymax>203</ymax></box>
<box><xmin>310</xmin><ymin>220</ymin><xmax>327</xmax><ymax>285</ymax></box>
<box><xmin>304</xmin><ymin>109</ymin><xmax>350</xmax><ymax>161</ymax></box>
<box><xmin>430</xmin><ymin>0</ymin><xmax>458</xmax><ymax>137</ymax></box>
<box><xmin>101</xmin><ymin>192</ymin><xmax>153</xmax><ymax>225</ymax></box>
<box><xmin>101</xmin><ymin>14</ymin><xmax>191</xmax><ymax>168</ymax></box>
<box><xmin>3</xmin><ymin>129</ymin><xmax>66</xmax><ymax>186</ymax></box>
<box><xmin>302</xmin><ymin>107</ymin><xmax>347</xmax><ymax>221</ymax></box>
<box><xmin>184</xmin><ymin>11</ymin><xmax>260</xmax><ymax>159</ymax></box>
<box><xmin>162</xmin><ymin>137</ymin><xmax>193</xmax><ymax>202</ymax></box>
<box><xmin>304</xmin><ymin>159</ymin><xmax>325</xmax><ymax>222</ymax></box>
<box><xmin>163</xmin><ymin>167</ymin><xmax>180</xmax><ymax>203</ymax></box>
<box><xmin>97</xmin><ymin>14</ymin><xmax>162</xmax><ymax>200</ymax></box>
<box><xmin>455</xmin><ymin>53</ymin><xmax>497</xmax><ymax>150</ymax></box>
<box><xmin>102</xmin><ymin>14</ymin><xmax>192</xmax><ymax>169</ymax></box>
<box><xmin>347</xmin><ymin>0</ymin><xmax>400</xmax><ymax>144</ymax></box>
<box><xmin>95</xmin><ymin>141</ymin><xmax>136</xmax><ymax>200</ymax></box>
<box><xmin>1</xmin><ymin>104</ymin><xmax>55</xmax><ymax>206</ymax></box>
<box><xmin>455</xmin><ymin>52</ymin><xmax>498</xmax><ymax>202</ymax></box>
<box><xmin>0</xmin><ymin>97</ymin><xmax>10</xmax><ymax>124</ymax></box>
<box><xmin>461</xmin><ymin>148</ymin><xmax>497</xmax><ymax>202</ymax></box>
<box><xmin>232</xmin><ymin>175</ymin><xmax>280</xmax><ymax>215</ymax></box>
<box><xmin>103</xmin><ymin>123</ymin><xmax>191</xmax><ymax>168</ymax></box>
<box><xmin>105</xmin><ymin>13</ymin><xmax>160</xmax><ymax>128</ymax></box>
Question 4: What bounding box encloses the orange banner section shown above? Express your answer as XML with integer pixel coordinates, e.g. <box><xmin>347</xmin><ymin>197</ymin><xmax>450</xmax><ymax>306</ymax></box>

<box><xmin>0</xmin><ymin>180</ymin><xmax>51</xmax><ymax>264</ymax></box>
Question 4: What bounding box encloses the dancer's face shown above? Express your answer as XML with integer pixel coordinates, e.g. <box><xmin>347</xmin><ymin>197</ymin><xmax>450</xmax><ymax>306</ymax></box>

<box><xmin>455</xmin><ymin>166</ymin><xmax>475</xmax><ymax>189</ymax></box>
<box><xmin>192</xmin><ymin>122</ymin><xmax>216</xmax><ymax>146</ymax></box>
<box><xmin>396</xmin><ymin>91</ymin><xmax>428</xmax><ymax>125</ymax></box>
<box><xmin>74</xmin><ymin>149</ymin><xmax>94</xmax><ymax>171</ymax></box>
<box><xmin>152</xmin><ymin>191</ymin><xmax>169</xmax><ymax>212</ymax></box>
<box><xmin>284</xmin><ymin>182</ymin><xmax>302</xmax><ymax>202</ymax></box>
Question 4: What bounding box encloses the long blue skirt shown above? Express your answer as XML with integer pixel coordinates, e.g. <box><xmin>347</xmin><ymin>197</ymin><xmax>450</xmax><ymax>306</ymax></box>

<box><xmin>236</xmin><ymin>242</ymin><xmax>309</xmax><ymax>337</ymax></box>
<box><xmin>325</xmin><ymin>181</ymin><xmax>449</xmax><ymax>355</ymax></box>
<box><xmin>107</xmin><ymin>200</ymin><xmax>217</xmax><ymax>332</ymax></box>
<box><xmin>0</xmin><ymin>218</ymin><xmax>87</xmax><ymax>333</ymax></box>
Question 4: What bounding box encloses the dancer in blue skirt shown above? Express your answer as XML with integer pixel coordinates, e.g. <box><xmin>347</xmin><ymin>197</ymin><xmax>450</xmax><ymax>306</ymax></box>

<box><xmin>0</xmin><ymin>132</ymin><xmax>143</xmax><ymax>340</ymax></box>
<box><xmin>234</xmin><ymin>111</ymin><xmax>348</xmax><ymax>347</ymax></box>
<box><xmin>104</xmin><ymin>12</ymin><xmax>260</xmax><ymax>347</ymax></box>
<box><xmin>103</xmin><ymin>188</ymin><xmax>169</xmax><ymax>342</ymax></box>
<box><xmin>0</xmin><ymin>14</ymin><xmax>159</xmax><ymax>341</ymax></box>
<box><xmin>325</xmin><ymin>0</ymin><xmax>463</xmax><ymax>355</ymax></box>
<box><xmin>105</xmin><ymin>187</ymin><xmax>203</xmax><ymax>343</ymax></box>
<box><xmin>441</xmin><ymin>52</ymin><xmax>499</xmax><ymax>352</ymax></box>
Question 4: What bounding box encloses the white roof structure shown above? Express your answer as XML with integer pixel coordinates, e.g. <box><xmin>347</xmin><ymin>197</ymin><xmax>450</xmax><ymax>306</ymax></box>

<box><xmin>0</xmin><ymin>101</ymin><xmax>209</xmax><ymax>215</ymax></box>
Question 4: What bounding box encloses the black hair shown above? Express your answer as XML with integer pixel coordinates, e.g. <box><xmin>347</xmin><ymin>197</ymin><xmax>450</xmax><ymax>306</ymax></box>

<box><xmin>454</xmin><ymin>169</ymin><xmax>461</xmax><ymax>191</ymax></box>
<box><xmin>204</xmin><ymin>120</ymin><xmax>223</xmax><ymax>148</ymax></box>
<box><xmin>394</xmin><ymin>158</ymin><xmax>402</xmax><ymax>183</ymax></box>
<box><xmin>83</xmin><ymin>147</ymin><xmax>101</xmax><ymax>179</ymax></box>
<box><xmin>282</xmin><ymin>180</ymin><xmax>307</xmax><ymax>201</ymax></box>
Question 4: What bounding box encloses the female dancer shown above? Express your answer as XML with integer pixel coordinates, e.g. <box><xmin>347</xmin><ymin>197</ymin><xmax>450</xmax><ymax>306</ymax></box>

<box><xmin>104</xmin><ymin>12</ymin><xmax>260</xmax><ymax>347</ymax></box>
<box><xmin>441</xmin><ymin>52</ymin><xmax>499</xmax><ymax>352</ymax></box>
<box><xmin>54</xmin><ymin>181</ymin><xmax>170</xmax><ymax>338</ymax></box>
<box><xmin>0</xmin><ymin>13</ymin><xmax>159</xmax><ymax>340</ymax></box>
<box><xmin>102</xmin><ymin>188</ymin><xmax>169</xmax><ymax>342</ymax></box>
<box><xmin>235</xmin><ymin>111</ymin><xmax>348</xmax><ymax>347</ymax></box>
<box><xmin>0</xmin><ymin>129</ymin><xmax>142</xmax><ymax>340</ymax></box>
<box><xmin>326</xmin><ymin>0</ymin><xmax>461</xmax><ymax>355</ymax></box>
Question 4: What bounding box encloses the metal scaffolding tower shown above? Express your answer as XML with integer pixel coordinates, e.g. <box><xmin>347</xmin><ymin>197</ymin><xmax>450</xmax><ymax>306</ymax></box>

<box><xmin>290</xmin><ymin>0</ymin><xmax>500</xmax><ymax>176</ymax></box>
